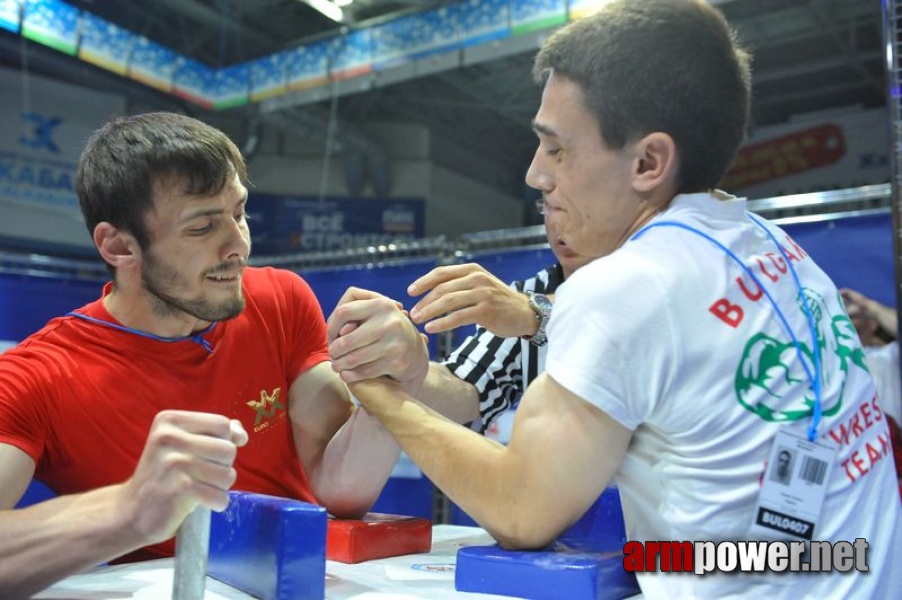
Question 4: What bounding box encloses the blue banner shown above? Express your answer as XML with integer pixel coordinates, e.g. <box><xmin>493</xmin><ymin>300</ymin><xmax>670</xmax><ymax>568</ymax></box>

<box><xmin>782</xmin><ymin>213</ymin><xmax>895</xmax><ymax>307</ymax></box>
<box><xmin>248</xmin><ymin>192</ymin><xmax>425</xmax><ymax>255</ymax></box>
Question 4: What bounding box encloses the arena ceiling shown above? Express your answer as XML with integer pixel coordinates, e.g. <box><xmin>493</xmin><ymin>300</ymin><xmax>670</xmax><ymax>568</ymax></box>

<box><xmin>0</xmin><ymin>0</ymin><xmax>887</xmax><ymax>197</ymax></box>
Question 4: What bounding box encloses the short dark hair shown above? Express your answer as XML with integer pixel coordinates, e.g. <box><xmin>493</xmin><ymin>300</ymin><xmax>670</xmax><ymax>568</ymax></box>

<box><xmin>533</xmin><ymin>0</ymin><xmax>752</xmax><ymax>193</ymax></box>
<box><xmin>76</xmin><ymin>112</ymin><xmax>247</xmax><ymax>252</ymax></box>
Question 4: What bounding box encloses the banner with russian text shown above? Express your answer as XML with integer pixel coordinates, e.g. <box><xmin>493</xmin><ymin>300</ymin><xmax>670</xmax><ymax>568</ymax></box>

<box><xmin>247</xmin><ymin>193</ymin><xmax>425</xmax><ymax>255</ymax></box>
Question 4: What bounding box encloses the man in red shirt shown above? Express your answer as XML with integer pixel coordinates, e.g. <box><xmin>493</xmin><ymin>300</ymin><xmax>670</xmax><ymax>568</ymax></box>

<box><xmin>0</xmin><ymin>112</ymin><xmax>407</xmax><ymax>598</ymax></box>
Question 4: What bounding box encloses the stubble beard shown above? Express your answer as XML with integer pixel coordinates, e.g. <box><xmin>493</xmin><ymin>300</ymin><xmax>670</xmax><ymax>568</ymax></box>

<box><xmin>142</xmin><ymin>252</ymin><xmax>246</xmax><ymax>323</ymax></box>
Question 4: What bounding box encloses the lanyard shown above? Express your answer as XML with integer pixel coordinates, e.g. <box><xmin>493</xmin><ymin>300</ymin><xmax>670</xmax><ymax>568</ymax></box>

<box><xmin>66</xmin><ymin>311</ymin><xmax>217</xmax><ymax>354</ymax></box>
<box><xmin>630</xmin><ymin>213</ymin><xmax>823</xmax><ymax>441</ymax></box>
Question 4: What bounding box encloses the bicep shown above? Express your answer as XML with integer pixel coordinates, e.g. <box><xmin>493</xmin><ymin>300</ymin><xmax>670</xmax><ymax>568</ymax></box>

<box><xmin>507</xmin><ymin>373</ymin><xmax>631</xmax><ymax>535</ymax></box>
<box><xmin>288</xmin><ymin>362</ymin><xmax>353</xmax><ymax>465</ymax></box>
<box><xmin>0</xmin><ymin>444</ymin><xmax>36</xmax><ymax>509</ymax></box>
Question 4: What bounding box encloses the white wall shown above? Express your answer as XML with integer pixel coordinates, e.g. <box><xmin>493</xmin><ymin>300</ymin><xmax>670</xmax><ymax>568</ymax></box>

<box><xmin>0</xmin><ymin>198</ymin><xmax>92</xmax><ymax>249</ymax></box>
<box><xmin>247</xmin><ymin>155</ymin><xmax>432</xmax><ymax>200</ymax></box>
<box><xmin>0</xmin><ymin>68</ymin><xmax>521</xmax><ymax>250</ymax></box>
<box><xmin>247</xmin><ymin>120</ymin><xmax>522</xmax><ymax>237</ymax></box>
<box><xmin>429</xmin><ymin>165</ymin><xmax>522</xmax><ymax>237</ymax></box>
<box><xmin>0</xmin><ymin>67</ymin><xmax>125</xmax><ymax>251</ymax></box>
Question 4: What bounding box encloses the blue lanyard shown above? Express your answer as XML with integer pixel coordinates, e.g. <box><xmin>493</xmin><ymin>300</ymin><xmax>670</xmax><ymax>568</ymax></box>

<box><xmin>67</xmin><ymin>311</ymin><xmax>217</xmax><ymax>354</ymax></box>
<box><xmin>630</xmin><ymin>214</ymin><xmax>823</xmax><ymax>441</ymax></box>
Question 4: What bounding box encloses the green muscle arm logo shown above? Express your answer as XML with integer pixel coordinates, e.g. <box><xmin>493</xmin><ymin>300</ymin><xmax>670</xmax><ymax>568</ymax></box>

<box><xmin>735</xmin><ymin>289</ymin><xmax>868</xmax><ymax>422</ymax></box>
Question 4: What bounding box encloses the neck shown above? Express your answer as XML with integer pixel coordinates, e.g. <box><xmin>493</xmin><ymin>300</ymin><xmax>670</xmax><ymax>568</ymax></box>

<box><xmin>618</xmin><ymin>201</ymin><xmax>669</xmax><ymax>251</ymax></box>
<box><xmin>103</xmin><ymin>284</ymin><xmax>212</xmax><ymax>338</ymax></box>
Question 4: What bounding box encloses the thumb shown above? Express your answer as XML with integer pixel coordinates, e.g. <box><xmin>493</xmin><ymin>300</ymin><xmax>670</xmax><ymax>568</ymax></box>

<box><xmin>337</xmin><ymin>286</ymin><xmax>385</xmax><ymax>306</ymax></box>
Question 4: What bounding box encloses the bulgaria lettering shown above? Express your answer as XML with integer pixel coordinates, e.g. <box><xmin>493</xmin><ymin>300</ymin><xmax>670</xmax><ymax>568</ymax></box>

<box><xmin>709</xmin><ymin>234</ymin><xmax>808</xmax><ymax>328</ymax></box>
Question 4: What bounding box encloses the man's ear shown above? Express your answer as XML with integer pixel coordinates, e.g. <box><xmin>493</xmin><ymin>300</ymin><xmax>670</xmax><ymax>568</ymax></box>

<box><xmin>632</xmin><ymin>132</ymin><xmax>678</xmax><ymax>195</ymax></box>
<box><xmin>93</xmin><ymin>222</ymin><xmax>141</xmax><ymax>270</ymax></box>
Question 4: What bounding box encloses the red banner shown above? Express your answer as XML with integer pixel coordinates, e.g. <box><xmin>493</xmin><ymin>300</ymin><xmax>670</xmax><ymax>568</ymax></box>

<box><xmin>722</xmin><ymin>123</ymin><xmax>846</xmax><ymax>190</ymax></box>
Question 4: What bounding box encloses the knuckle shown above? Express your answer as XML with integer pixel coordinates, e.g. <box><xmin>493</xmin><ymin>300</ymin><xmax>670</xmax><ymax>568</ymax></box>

<box><xmin>162</xmin><ymin>452</ymin><xmax>190</xmax><ymax>473</ymax></box>
<box><xmin>154</xmin><ymin>428</ymin><xmax>181</xmax><ymax>448</ymax></box>
<box><xmin>153</xmin><ymin>410</ymin><xmax>178</xmax><ymax>426</ymax></box>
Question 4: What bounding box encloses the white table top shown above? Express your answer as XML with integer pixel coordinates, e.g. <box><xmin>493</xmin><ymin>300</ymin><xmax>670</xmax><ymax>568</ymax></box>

<box><xmin>34</xmin><ymin>525</ymin><xmax>521</xmax><ymax>600</ymax></box>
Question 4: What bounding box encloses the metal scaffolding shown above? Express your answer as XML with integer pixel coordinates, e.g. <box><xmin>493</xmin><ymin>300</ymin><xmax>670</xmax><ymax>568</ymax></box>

<box><xmin>0</xmin><ymin>184</ymin><xmax>893</xmax><ymax>280</ymax></box>
<box><xmin>883</xmin><ymin>0</ymin><xmax>902</xmax><ymax>337</ymax></box>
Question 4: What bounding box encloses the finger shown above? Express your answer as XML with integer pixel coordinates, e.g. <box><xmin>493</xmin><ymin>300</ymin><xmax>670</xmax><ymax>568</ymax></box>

<box><xmin>326</xmin><ymin>299</ymin><xmax>377</xmax><ymax>343</ymax></box>
<box><xmin>332</xmin><ymin>343</ymin><xmax>385</xmax><ymax>373</ymax></box>
<box><xmin>333</xmin><ymin>330</ymin><xmax>427</xmax><ymax>381</ymax></box>
<box><xmin>229</xmin><ymin>420</ymin><xmax>248</xmax><ymax>447</ymax></box>
<box><xmin>422</xmin><ymin>307</ymin><xmax>481</xmax><ymax>334</ymax></box>
<box><xmin>339</xmin><ymin>322</ymin><xmax>359</xmax><ymax>337</ymax></box>
<box><xmin>187</xmin><ymin>455</ymin><xmax>239</xmax><ymax>492</ymax></box>
<box><xmin>332</xmin><ymin>324</ymin><xmax>414</xmax><ymax>373</ymax></box>
<box><xmin>336</xmin><ymin>286</ymin><xmax>385</xmax><ymax>305</ymax></box>
<box><xmin>159</xmin><ymin>431</ymin><xmax>240</xmax><ymax>468</ymax></box>
<box><xmin>412</xmin><ymin>289</ymin><xmax>478</xmax><ymax>326</ymax></box>
<box><xmin>327</xmin><ymin>288</ymin><xmax>388</xmax><ymax>340</ymax></box>
<box><xmin>331</xmin><ymin>303</ymin><xmax>416</xmax><ymax>363</ymax></box>
<box><xmin>410</xmin><ymin>276</ymin><xmax>472</xmax><ymax>321</ymax></box>
<box><xmin>155</xmin><ymin>410</ymin><xmax>234</xmax><ymax>440</ymax></box>
<box><xmin>329</xmin><ymin>315</ymin><xmax>387</xmax><ymax>364</ymax></box>
<box><xmin>408</xmin><ymin>264</ymin><xmax>482</xmax><ymax>297</ymax></box>
<box><xmin>326</xmin><ymin>302</ymin><xmax>361</xmax><ymax>343</ymax></box>
<box><xmin>327</xmin><ymin>295</ymin><xmax>401</xmax><ymax>343</ymax></box>
<box><xmin>192</xmin><ymin>478</ymin><xmax>235</xmax><ymax>513</ymax></box>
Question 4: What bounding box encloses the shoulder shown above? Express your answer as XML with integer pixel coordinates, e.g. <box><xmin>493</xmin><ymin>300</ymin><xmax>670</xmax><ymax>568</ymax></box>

<box><xmin>0</xmin><ymin>317</ymin><xmax>82</xmax><ymax>384</ymax></box>
<box><xmin>241</xmin><ymin>267</ymin><xmax>323</xmax><ymax>323</ymax></box>
<box><xmin>518</xmin><ymin>264</ymin><xmax>562</xmax><ymax>293</ymax></box>
<box><xmin>555</xmin><ymin>250</ymin><xmax>677</xmax><ymax>340</ymax></box>
<box><xmin>243</xmin><ymin>267</ymin><xmax>316</xmax><ymax>299</ymax></box>
<box><xmin>568</xmin><ymin>247</ymin><xmax>670</xmax><ymax>293</ymax></box>
<box><xmin>244</xmin><ymin>265</ymin><xmax>303</xmax><ymax>287</ymax></box>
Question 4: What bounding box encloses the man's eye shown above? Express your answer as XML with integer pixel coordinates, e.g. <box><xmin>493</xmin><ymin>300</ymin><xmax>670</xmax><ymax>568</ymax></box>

<box><xmin>547</xmin><ymin>147</ymin><xmax>561</xmax><ymax>157</ymax></box>
<box><xmin>188</xmin><ymin>225</ymin><xmax>212</xmax><ymax>235</ymax></box>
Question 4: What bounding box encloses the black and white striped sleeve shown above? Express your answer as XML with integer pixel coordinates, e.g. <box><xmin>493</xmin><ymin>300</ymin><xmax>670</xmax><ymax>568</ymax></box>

<box><xmin>443</xmin><ymin>321</ymin><xmax>524</xmax><ymax>433</ymax></box>
<box><xmin>442</xmin><ymin>265</ymin><xmax>561</xmax><ymax>432</ymax></box>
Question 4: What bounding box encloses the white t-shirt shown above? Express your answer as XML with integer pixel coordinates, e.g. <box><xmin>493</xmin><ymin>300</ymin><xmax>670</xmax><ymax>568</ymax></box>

<box><xmin>547</xmin><ymin>193</ymin><xmax>902</xmax><ymax>598</ymax></box>
<box><xmin>865</xmin><ymin>342</ymin><xmax>901</xmax><ymax>425</ymax></box>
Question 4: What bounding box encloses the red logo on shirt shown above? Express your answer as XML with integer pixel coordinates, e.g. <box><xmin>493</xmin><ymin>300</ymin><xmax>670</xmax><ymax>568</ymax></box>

<box><xmin>247</xmin><ymin>388</ymin><xmax>286</xmax><ymax>432</ymax></box>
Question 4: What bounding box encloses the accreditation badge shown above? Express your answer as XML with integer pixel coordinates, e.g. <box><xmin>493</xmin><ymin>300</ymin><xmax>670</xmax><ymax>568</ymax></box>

<box><xmin>750</xmin><ymin>429</ymin><xmax>837</xmax><ymax>541</ymax></box>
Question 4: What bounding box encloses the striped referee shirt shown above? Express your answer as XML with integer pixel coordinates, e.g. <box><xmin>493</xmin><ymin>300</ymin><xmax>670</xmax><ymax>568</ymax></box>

<box><xmin>442</xmin><ymin>263</ymin><xmax>565</xmax><ymax>432</ymax></box>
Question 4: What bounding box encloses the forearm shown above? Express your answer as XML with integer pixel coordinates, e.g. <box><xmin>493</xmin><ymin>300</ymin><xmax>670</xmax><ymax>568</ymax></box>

<box><xmin>309</xmin><ymin>406</ymin><xmax>402</xmax><ymax>519</ymax></box>
<box><xmin>357</xmin><ymin>387</ymin><xmax>554</xmax><ymax>548</ymax></box>
<box><xmin>870</xmin><ymin>299</ymin><xmax>899</xmax><ymax>336</ymax></box>
<box><xmin>415</xmin><ymin>362</ymin><xmax>481</xmax><ymax>425</ymax></box>
<box><xmin>0</xmin><ymin>485</ymin><xmax>141</xmax><ymax>599</ymax></box>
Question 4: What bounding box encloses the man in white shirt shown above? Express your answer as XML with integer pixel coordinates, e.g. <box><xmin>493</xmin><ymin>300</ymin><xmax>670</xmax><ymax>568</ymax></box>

<box><xmin>329</xmin><ymin>1</ymin><xmax>902</xmax><ymax>597</ymax></box>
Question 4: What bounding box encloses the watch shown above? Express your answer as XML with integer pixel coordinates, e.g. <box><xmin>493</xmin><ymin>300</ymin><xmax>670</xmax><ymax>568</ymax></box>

<box><xmin>523</xmin><ymin>291</ymin><xmax>553</xmax><ymax>347</ymax></box>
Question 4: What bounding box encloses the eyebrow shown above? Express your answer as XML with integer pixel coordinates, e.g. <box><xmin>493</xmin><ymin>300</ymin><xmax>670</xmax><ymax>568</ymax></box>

<box><xmin>532</xmin><ymin>120</ymin><xmax>559</xmax><ymax>138</ymax></box>
<box><xmin>180</xmin><ymin>196</ymin><xmax>247</xmax><ymax>224</ymax></box>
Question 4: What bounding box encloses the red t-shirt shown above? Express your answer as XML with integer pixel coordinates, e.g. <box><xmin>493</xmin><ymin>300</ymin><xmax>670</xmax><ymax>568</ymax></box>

<box><xmin>0</xmin><ymin>267</ymin><xmax>330</xmax><ymax>560</ymax></box>
<box><xmin>886</xmin><ymin>414</ymin><xmax>902</xmax><ymax>500</ymax></box>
